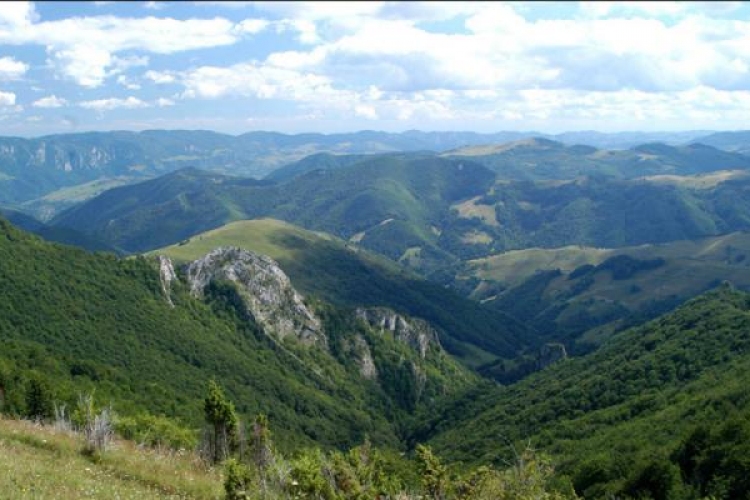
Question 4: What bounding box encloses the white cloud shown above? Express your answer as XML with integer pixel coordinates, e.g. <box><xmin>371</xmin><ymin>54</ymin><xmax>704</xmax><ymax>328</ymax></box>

<box><xmin>33</xmin><ymin>95</ymin><xmax>68</xmax><ymax>108</ymax></box>
<box><xmin>179</xmin><ymin>62</ymin><xmax>337</xmax><ymax>101</ymax></box>
<box><xmin>354</xmin><ymin>104</ymin><xmax>378</xmax><ymax>119</ymax></box>
<box><xmin>50</xmin><ymin>45</ymin><xmax>112</xmax><ymax>88</ymax></box>
<box><xmin>276</xmin><ymin>19</ymin><xmax>319</xmax><ymax>44</ymax></box>
<box><xmin>79</xmin><ymin>96</ymin><xmax>148</xmax><ymax>111</ymax></box>
<box><xmin>234</xmin><ymin>18</ymin><xmax>270</xmax><ymax>34</ymax></box>
<box><xmin>144</xmin><ymin>70</ymin><xmax>176</xmax><ymax>84</ymax></box>
<box><xmin>1</xmin><ymin>11</ymin><xmax>239</xmax><ymax>87</ymax></box>
<box><xmin>0</xmin><ymin>1</ymin><xmax>38</xmax><ymax>27</ymax></box>
<box><xmin>0</xmin><ymin>91</ymin><xmax>16</xmax><ymax>106</ymax></box>
<box><xmin>156</xmin><ymin>97</ymin><xmax>175</xmax><ymax>107</ymax></box>
<box><xmin>0</xmin><ymin>56</ymin><xmax>28</xmax><ymax>80</ymax></box>
<box><xmin>243</xmin><ymin>5</ymin><xmax>750</xmax><ymax>95</ymax></box>
<box><xmin>117</xmin><ymin>75</ymin><xmax>141</xmax><ymax>90</ymax></box>
<box><xmin>144</xmin><ymin>1</ymin><xmax>165</xmax><ymax>10</ymax></box>
<box><xmin>253</xmin><ymin>2</ymin><xmax>386</xmax><ymax>21</ymax></box>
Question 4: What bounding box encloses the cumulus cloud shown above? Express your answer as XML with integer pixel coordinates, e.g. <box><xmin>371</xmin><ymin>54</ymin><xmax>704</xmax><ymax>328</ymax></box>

<box><xmin>8</xmin><ymin>1</ymin><xmax>750</xmax><ymax>132</ymax></box>
<box><xmin>79</xmin><ymin>96</ymin><xmax>148</xmax><ymax>111</ymax></box>
<box><xmin>234</xmin><ymin>18</ymin><xmax>270</xmax><ymax>34</ymax></box>
<box><xmin>242</xmin><ymin>3</ymin><xmax>750</xmax><ymax>96</ymax></box>
<box><xmin>33</xmin><ymin>95</ymin><xmax>68</xmax><ymax>108</ymax></box>
<box><xmin>0</xmin><ymin>91</ymin><xmax>16</xmax><ymax>106</ymax></box>
<box><xmin>144</xmin><ymin>70</ymin><xmax>177</xmax><ymax>84</ymax></box>
<box><xmin>0</xmin><ymin>3</ymin><xmax>244</xmax><ymax>87</ymax></box>
<box><xmin>156</xmin><ymin>97</ymin><xmax>175</xmax><ymax>107</ymax></box>
<box><xmin>0</xmin><ymin>57</ymin><xmax>28</xmax><ymax>80</ymax></box>
<box><xmin>117</xmin><ymin>75</ymin><xmax>141</xmax><ymax>90</ymax></box>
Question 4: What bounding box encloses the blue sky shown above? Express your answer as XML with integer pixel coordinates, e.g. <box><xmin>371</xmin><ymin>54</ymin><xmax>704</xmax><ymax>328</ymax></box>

<box><xmin>1</xmin><ymin>1</ymin><xmax>750</xmax><ymax>137</ymax></box>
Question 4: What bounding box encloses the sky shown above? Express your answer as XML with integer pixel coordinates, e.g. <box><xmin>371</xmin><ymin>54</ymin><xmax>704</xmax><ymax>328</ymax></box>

<box><xmin>1</xmin><ymin>1</ymin><xmax>750</xmax><ymax>137</ymax></box>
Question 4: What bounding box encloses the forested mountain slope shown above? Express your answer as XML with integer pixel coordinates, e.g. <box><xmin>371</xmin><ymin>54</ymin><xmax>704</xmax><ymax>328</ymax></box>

<box><xmin>0</xmin><ymin>218</ymin><xmax>478</xmax><ymax>452</ymax></box>
<box><xmin>416</xmin><ymin>284</ymin><xmax>750</xmax><ymax>498</ymax></box>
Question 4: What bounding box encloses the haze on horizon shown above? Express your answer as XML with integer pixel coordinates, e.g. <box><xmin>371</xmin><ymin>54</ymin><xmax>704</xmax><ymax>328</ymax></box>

<box><xmin>1</xmin><ymin>1</ymin><xmax>749</xmax><ymax>137</ymax></box>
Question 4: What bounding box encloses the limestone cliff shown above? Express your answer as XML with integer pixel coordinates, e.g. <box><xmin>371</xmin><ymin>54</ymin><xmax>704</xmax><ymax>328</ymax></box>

<box><xmin>354</xmin><ymin>307</ymin><xmax>440</xmax><ymax>359</ymax></box>
<box><xmin>184</xmin><ymin>247</ymin><xmax>323</xmax><ymax>345</ymax></box>
<box><xmin>158</xmin><ymin>255</ymin><xmax>176</xmax><ymax>307</ymax></box>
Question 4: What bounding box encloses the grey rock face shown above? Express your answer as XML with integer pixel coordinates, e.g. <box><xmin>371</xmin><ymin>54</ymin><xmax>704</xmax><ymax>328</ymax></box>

<box><xmin>353</xmin><ymin>334</ymin><xmax>378</xmax><ymax>380</ymax></box>
<box><xmin>185</xmin><ymin>247</ymin><xmax>323</xmax><ymax>345</ymax></box>
<box><xmin>158</xmin><ymin>255</ymin><xmax>177</xmax><ymax>307</ymax></box>
<box><xmin>354</xmin><ymin>307</ymin><xmax>440</xmax><ymax>358</ymax></box>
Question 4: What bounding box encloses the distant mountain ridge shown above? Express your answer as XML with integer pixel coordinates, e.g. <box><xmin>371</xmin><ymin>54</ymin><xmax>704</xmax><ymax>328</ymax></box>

<box><xmin>0</xmin><ymin>128</ymin><xmax>731</xmax><ymax>211</ymax></box>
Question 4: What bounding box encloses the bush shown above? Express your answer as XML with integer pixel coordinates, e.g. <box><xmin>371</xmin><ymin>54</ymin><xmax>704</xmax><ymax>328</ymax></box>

<box><xmin>224</xmin><ymin>459</ymin><xmax>254</xmax><ymax>500</ymax></box>
<box><xmin>115</xmin><ymin>412</ymin><xmax>197</xmax><ymax>451</ymax></box>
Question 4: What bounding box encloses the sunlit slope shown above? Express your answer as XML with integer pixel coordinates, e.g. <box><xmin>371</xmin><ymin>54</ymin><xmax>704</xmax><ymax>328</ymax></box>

<box><xmin>467</xmin><ymin>232</ymin><xmax>750</xmax><ymax>352</ymax></box>
<box><xmin>0</xmin><ymin>418</ymin><xmax>222</xmax><ymax>500</ymax></box>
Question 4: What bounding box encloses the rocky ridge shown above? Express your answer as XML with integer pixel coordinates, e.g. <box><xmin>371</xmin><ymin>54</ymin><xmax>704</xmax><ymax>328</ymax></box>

<box><xmin>355</xmin><ymin>307</ymin><xmax>441</xmax><ymax>359</ymax></box>
<box><xmin>181</xmin><ymin>247</ymin><xmax>323</xmax><ymax>345</ymax></box>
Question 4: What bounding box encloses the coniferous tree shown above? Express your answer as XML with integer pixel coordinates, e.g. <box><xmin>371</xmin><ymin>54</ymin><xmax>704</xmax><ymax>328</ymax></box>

<box><xmin>25</xmin><ymin>376</ymin><xmax>53</xmax><ymax>421</ymax></box>
<box><xmin>203</xmin><ymin>379</ymin><xmax>238</xmax><ymax>464</ymax></box>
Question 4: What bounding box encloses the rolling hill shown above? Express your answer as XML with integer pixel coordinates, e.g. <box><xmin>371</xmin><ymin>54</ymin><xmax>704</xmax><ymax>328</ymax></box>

<box><xmin>459</xmin><ymin>232</ymin><xmax>750</xmax><ymax>381</ymax></box>
<box><xmin>52</xmin><ymin>160</ymin><xmax>750</xmax><ymax>283</ymax></box>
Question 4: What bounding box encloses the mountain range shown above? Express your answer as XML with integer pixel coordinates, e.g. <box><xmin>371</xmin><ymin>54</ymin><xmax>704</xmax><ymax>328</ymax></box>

<box><xmin>5</xmin><ymin>128</ymin><xmax>750</xmax><ymax>498</ymax></box>
<box><xmin>1</xmin><ymin>129</ymin><xmax>745</xmax><ymax>218</ymax></box>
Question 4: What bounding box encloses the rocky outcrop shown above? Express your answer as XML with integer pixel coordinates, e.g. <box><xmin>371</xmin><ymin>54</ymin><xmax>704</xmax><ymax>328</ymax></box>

<box><xmin>353</xmin><ymin>334</ymin><xmax>378</xmax><ymax>380</ymax></box>
<box><xmin>185</xmin><ymin>247</ymin><xmax>323</xmax><ymax>345</ymax></box>
<box><xmin>535</xmin><ymin>343</ymin><xmax>568</xmax><ymax>370</ymax></box>
<box><xmin>158</xmin><ymin>256</ymin><xmax>177</xmax><ymax>307</ymax></box>
<box><xmin>354</xmin><ymin>307</ymin><xmax>440</xmax><ymax>359</ymax></box>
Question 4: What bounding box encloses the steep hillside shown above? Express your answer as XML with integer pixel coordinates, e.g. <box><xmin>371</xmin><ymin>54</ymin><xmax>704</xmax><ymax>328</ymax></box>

<box><xmin>151</xmin><ymin>218</ymin><xmax>534</xmax><ymax>366</ymax></box>
<box><xmin>0</xmin><ymin>217</ymin><xmax>477</xmax><ymax>452</ymax></box>
<box><xmin>417</xmin><ymin>285</ymin><xmax>750</xmax><ymax>498</ymax></box>
<box><xmin>0</xmin><ymin>207</ymin><xmax>120</xmax><ymax>253</ymax></box>
<box><xmin>264</xmin><ymin>152</ymin><xmax>375</xmax><ymax>182</ymax></box>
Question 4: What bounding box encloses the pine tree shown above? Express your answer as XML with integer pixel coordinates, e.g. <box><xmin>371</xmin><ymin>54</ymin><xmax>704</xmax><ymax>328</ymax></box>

<box><xmin>203</xmin><ymin>379</ymin><xmax>238</xmax><ymax>464</ymax></box>
<box><xmin>25</xmin><ymin>376</ymin><xmax>53</xmax><ymax>421</ymax></box>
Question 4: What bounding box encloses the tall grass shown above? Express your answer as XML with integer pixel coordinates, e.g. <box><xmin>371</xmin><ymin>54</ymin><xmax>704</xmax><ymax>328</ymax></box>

<box><xmin>0</xmin><ymin>417</ymin><xmax>223</xmax><ymax>499</ymax></box>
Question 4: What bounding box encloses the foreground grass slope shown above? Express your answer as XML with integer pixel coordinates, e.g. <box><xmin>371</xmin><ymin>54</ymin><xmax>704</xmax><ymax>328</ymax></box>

<box><xmin>0</xmin><ymin>418</ymin><xmax>223</xmax><ymax>499</ymax></box>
